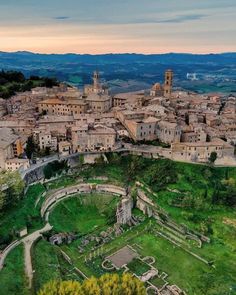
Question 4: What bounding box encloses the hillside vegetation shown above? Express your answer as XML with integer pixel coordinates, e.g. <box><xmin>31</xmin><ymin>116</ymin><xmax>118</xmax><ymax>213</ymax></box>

<box><xmin>0</xmin><ymin>70</ymin><xmax>58</xmax><ymax>99</ymax></box>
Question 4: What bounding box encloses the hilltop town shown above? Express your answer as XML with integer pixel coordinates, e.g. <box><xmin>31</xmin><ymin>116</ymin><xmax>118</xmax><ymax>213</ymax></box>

<box><xmin>0</xmin><ymin>69</ymin><xmax>236</xmax><ymax>172</ymax></box>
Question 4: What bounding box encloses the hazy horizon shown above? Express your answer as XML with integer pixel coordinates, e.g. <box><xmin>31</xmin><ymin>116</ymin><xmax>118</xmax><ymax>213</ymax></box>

<box><xmin>1</xmin><ymin>50</ymin><xmax>236</xmax><ymax>55</ymax></box>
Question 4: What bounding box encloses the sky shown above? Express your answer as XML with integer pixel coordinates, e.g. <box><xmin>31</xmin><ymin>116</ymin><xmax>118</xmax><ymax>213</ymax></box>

<box><xmin>0</xmin><ymin>0</ymin><xmax>236</xmax><ymax>54</ymax></box>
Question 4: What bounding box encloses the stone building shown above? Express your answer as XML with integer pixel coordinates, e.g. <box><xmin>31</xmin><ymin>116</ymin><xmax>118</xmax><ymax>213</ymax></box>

<box><xmin>83</xmin><ymin>71</ymin><xmax>112</xmax><ymax>113</ymax></box>
<box><xmin>150</xmin><ymin>83</ymin><xmax>163</xmax><ymax>97</ymax></box>
<box><xmin>116</xmin><ymin>110</ymin><xmax>158</xmax><ymax>141</ymax></box>
<box><xmin>38</xmin><ymin>97</ymin><xmax>88</xmax><ymax>116</ymax></box>
<box><xmin>38</xmin><ymin>115</ymin><xmax>74</xmax><ymax>131</ymax></box>
<box><xmin>125</xmin><ymin>116</ymin><xmax>159</xmax><ymax>141</ymax></box>
<box><xmin>181</xmin><ymin>129</ymin><xmax>207</xmax><ymax>143</ymax></box>
<box><xmin>113</xmin><ymin>91</ymin><xmax>144</xmax><ymax>108</ymax></box>
<box><xmin>84</xmin><ymin>71</ymin><xmax>109</xmax><ymax>95</ymax></box>
<box><xmin>0</xmin><ymin>128</ymin><xmax>24</xmax><ymax>170</ymax></box>
<box><xmin>85</xmin><ymin>93</ymin><xmax>112</xmax><ymax>113</ymax></box>
<box><xmin>33</xmin><ymin>129</ymin><xmax>57</xmax><ymax>151</ymax></box>
<box><xmin>117</xmin><ymin>110</ymin><xmax>181</xmax><ymax>143</ymax></box>
<box><xmin>58</xmin><ymin>141</ymin><xmax>72</xmax><ymax>156</ymax></box>
<box><xmin>5</xmin><ymin>158</ymin><xmax>30</xmax><ymax>171</ymax></box>
<box><xmin>71</xmin><ymin>124</ymin><xmax>116</xmax><ymax>152</ymax></box>
<box><xmin>163</xmin><ymin>69</ymin><xmax>173</xmax><ymax>98</ymax></box>
<box><xmin>157</xmin><ymin>121</ymin><xmax>181</xmax><ymax>144</ymax></box>
<box><xmin>0</xmin><ymin>117</ymin><xmax>35</xmax><ymax>136</ymax></box>
<box><xmin>150</xmin><ymin>69</ymin><xmax>173</xmax><ymax>98</ymax></box>
<box><xmin>171</xmin><ymin>139</ymin><xmax>234</xmax><ymax>163</ymax></box>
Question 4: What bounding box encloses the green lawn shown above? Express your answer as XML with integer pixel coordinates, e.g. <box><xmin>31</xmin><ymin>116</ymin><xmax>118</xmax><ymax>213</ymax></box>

<box><xmin>32</xmin><ymin>239</ymin><xmax>61</xmax><ymax>292</ymax></box>
<box><xmin>133</xmin><ymin>233</ymin><xmax>210</xmax><ymax>294</ymax></box>
<box><xmin>33</xmin><ymin>239</ymin><xmax>89</xmax><ymax>292</ymax></box>
<box><xmin>49</xmin><ymin>193</ymin><xmax>118</xmax><ymax>234</ymax></box>
<box><xmin>150</xmin><ymin>276</ymin><xmax>166</xmax><ymax>289</ymax></box>
<box><xmin>134</xmin><ymin>232</ymin><xmax>236</xmax><ymax>295</ymax></box>
<box><xmin>127</xmin><ymin>258</ymin><xmax>150</xmax><ymax>276</ymax></box>
<box><xmin>0</xmin><ymin>244</ymin><xmax>28</xmax><ymax>295</ymax></box>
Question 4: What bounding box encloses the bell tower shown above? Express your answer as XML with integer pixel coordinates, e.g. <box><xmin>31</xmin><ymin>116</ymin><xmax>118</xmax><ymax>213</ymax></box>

<box><xmin>164</xmin><ymin>69</ymin><xmax>173</xmax><ymax>98</ymax></box>
<box><xmin>93</xmin><ymin>70</ymin><xmax>100</xmax><ymax>90</ymax></box>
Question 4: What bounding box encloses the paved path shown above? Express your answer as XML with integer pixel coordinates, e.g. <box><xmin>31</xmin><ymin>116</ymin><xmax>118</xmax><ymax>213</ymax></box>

<box><xmin>19</xmin><ymin>143</ymin><xmax>236</xmax><ymax>180</ymax></box>
<box><xmin>20</xmin><ymin>148</ymin><xmax>127</xmax><ymax>178</ymax></box>
<box><xmin>0</xmin><ymin>240</ymin><xmax>21</xmax><ymax>270</ymax></box>
<box><xmin>22</xmin><ymin>223</ymin><xmax>53</xmax><ymax>288</ymax></box>
<box><xmin>0</xmin><ymin>223</ymin><xmax>52</xmax><ymax>288</ymax></box>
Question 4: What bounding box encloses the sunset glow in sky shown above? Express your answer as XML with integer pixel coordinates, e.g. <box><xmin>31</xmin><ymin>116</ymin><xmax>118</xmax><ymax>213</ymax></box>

<box><xmin>0</xmin><ymin>0</ymin><xmax>236</xmax><ymax>54</ymax></box>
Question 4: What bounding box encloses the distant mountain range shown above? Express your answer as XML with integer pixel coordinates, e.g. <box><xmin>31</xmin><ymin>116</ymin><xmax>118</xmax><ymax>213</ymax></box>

<box><xmin>0</xmin><ymin>51</ymin><xmax>236</xmax><ymax>94</ymax></box>
<box><xmin>1</xmin><ymin>51</ymin><xmax>236</xmax><ymax>65</ymax></box>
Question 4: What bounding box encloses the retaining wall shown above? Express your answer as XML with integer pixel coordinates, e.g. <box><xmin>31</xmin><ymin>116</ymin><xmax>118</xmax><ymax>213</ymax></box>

<box><xmin>41</xmin><ymin>183</ymin><xmax>127</xmax><ymax>218</ymax></box>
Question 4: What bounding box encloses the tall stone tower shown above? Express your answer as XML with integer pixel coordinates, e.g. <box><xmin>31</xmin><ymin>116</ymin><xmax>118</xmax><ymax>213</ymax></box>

<box><xmin>163</xmin><ymin>69</ymin><xmax>173</xmax><ymax>98</ymax></box>
<box><xmin>93</xmin><ymin>70</ymin><xmax>100</xmax><ymax>90</ymax></box>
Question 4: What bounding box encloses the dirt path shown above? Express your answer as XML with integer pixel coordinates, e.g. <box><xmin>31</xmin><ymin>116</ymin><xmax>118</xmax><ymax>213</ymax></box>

<box><xmin>22</xmin><ymin>223</ymin><xmax>52</xmax><ymax>288</ymax></box>
<box><xmin>0</xmin><ymin>240</ymin><xmax>21</xmax><ymax>270</ymax></box>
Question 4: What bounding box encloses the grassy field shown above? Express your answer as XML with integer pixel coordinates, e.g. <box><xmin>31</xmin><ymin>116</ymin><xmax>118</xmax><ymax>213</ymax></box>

<box><xmin>0</xmin><ymin>184</ymin><xmax>45</xmax><ymax>247</ymax></box>
<box><xmin>32</xmin><ymin>239</ymin><xmax>61</xmax><ymax>292</ymax></box>
<box><xmin>127</xmin><ymin>258</ymin><xmax>150</xmax><ymax>276</ymax></box>
<box><xmin>49</xmin><ymin>193</ymin><xmax>119</xmax><ymax>234</ymax></box>
<box><xmin>32</xmin><ymin>239</ymin><xmax>84</xmax><ymax>292</ymax></box>
<box><xmin>0</xmin><ymin>244</ymin><xmax>28</xmax><ymax>295</ymax></box>
<box><xmin>57</xmin><ymin>217</ymin><xmax>223</xmax><ymax>295</ymax></box>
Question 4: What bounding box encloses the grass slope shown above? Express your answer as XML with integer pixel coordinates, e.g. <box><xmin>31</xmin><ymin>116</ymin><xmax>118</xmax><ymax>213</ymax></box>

<box><xmin>0</xmin><ymin>184</ymin><xmax>45</xmax><ymax>247</ymax></box>
<box><xmin>0</xmin><ymin>244</ymin><xmax>28</xmax><ymax>295</ymax></box>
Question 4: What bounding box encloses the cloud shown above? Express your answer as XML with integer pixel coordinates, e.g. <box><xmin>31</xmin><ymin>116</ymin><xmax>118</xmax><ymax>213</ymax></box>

<box><xmin>72</xmin><ymin>13</ymin><xmax>207</xmax><ymax>25</ymax></box>
<box><xmin>157</xmin><ymin>14</ymin><xmax>206</xmax><ymax>23</ymax></box>
<box><xmin>130</xmin><ymin>14</ymin><xmax>207</xmax><ymax>25</ymax></box>
<box><xmin>53</xmin><ymin>16</ymin><xmax>70</xmax><ymax>20</ymax></box>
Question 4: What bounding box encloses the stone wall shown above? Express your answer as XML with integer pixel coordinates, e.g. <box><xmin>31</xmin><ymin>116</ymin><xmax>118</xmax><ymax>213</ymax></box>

<box><xmin>136</xmin><ymin>189</ymin><xmax>156</xmax><ymax>217</ymax></box>
<box><xmin>41</xmin><ymin>183</ymin><xmax>127</xmax><ymax>218</ymax></box>
<box><xmin>23</xmin><ymin>165</ymin><xmax>45</xmax><ymax>186</ymax></box>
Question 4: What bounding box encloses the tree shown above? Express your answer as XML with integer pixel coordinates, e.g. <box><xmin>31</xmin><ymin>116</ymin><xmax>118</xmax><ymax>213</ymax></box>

<box><xmin>38</xmin><ymin>273</ymin><xmax>146</xmax><ymax>295</ymax></box>
<box><xmin>95</xmin><ymin>155</ymin><xmax>105</xmax><ymax>165</ymax></box>
<box><xmin>209</xmin><ymin>152</ymin><xmax>217</xmax><ymax>164</ymax></box>
<box><xmin>0</xmin><ymin>170</ymin><xmax>24</xmax><ymax>212</ymax></box>
<box><xmin>43</xmin><ymin>77</ymin><xmax>58</xmax><ymax>88</ymax></box>
<box><xmin>25</xmin><ymin>135</ymin><xmax>36</xmax><ymax>159</ymax></box>
<box><xmin>126</xmin><ymin>156</ymin><xmax>146</xmax><ymax>181</ymax></box>
<box><xmin>144</xmin><ymin>159</ymin><xmax>177</xmax><ymax>190</ymax></box>
<box><xmin>43</xmin><ymin>160</ymin><xmax>68</xmax><ymax>179</ymax></box>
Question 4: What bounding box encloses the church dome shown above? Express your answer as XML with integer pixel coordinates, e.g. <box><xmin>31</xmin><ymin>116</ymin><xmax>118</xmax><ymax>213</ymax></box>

<box><xmin>152</xmin><ymin>83</ymin><xmax>162</xmax><ymax>91</ymax></box>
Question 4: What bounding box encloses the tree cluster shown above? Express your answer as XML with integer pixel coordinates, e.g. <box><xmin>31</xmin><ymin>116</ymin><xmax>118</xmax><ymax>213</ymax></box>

<box><xmin>211</xmin><ymin>178</ymin><xmax>236</xmax><ymax>207</ymax></box>
<box><xmin>105</xmin><ymin>154</ymin><xmax>177</xmax><ymax>190</ymax></box>
<box><xmin>38</xmin><ymin>273</ymin><xmax>146</xmax><ymax>295</ymax></box>
<box><xmin>0</xmin><ymin>170</ymin><xmax>25</xmax><ymax>213</ymax></box>
<box><xmin>43</xmin><ymin>160</ymin><xmax>68</xmax><ymax>179</ymax></box>
<box><xmin>0</xmin><ymin>70</ymin><xmax>59</xmax><ymax>99</ymax></box>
